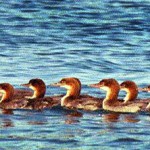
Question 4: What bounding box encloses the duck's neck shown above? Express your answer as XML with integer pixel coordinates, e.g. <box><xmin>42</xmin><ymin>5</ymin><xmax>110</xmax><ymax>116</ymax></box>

<box><xmin>61</xmin><ymin>87</ymin><xmax>80</xmax><ymax>106</ymax></box>
<box><xmin>34</xmin><ymin>87</ymin><xmax>45</xmax><ymax>98</ymax></box>
<box><xmin>27</xmin><ymin>87</ymin><xmax>45</xmax><ymax>99</ymax></box>
<box><xmin>0</xmin><ymin>91</ymin><xmax>14</xmax><ymax>102</ymax></box>
<box><xmin>103</xmin><ymin>87</ymin><xmax>119</xmax><ymax>109</ymax></box>
<box><xmin>124</xmin><ymin>89</ymin><xmax>138</xmax><ymax>103</ymax></box>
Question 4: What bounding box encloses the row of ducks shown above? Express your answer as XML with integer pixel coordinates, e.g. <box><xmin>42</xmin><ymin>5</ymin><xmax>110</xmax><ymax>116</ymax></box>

<box><xmin>0</xmin><ymin>77</ymin><xmax>150</xmax><ymax>113</ymax></box>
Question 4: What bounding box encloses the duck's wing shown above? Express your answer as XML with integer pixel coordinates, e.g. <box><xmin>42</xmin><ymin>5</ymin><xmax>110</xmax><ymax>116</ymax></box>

<box><xmin>66</xmin><ymin>95</ymin><xmax>103</xmax><ymax>111</ymax></box>
<box><xmin>14</xmin><ymin>89</ymin><xmax>32</xmax><ymax>98</ymax></box>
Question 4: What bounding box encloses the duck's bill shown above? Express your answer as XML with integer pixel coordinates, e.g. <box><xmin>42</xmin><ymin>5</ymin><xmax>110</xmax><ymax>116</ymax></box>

<box><xmin>21</xmin><ymin>83</ymin><xmax>30</xmax><ymax>87</ymax></box>
<box><xmin>50</xmin><ymin>82</ymin><xmax>62</xmax><ymax>87</ymax></box>
<box><xmin>89</xmin><ymin>83</ymin><xmax>101</xmax><ymax>88</ymax></box>
<box><xmin>138</xmin><ymin>87</ymin><xmax>150</xmax><ymax>92</ymax></box>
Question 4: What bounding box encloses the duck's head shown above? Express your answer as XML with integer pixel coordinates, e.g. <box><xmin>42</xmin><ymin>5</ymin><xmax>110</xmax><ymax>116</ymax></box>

<box><xmin>21</xmin><ymin>78</ymin><xmax>46</xmax><ymax>99</ymax></box>
<box><xmin>51</xmin><ymin>77</ymin><xmax>81</xmax><ymax>107</ymax></box>
<box><xmin>0</xmin><ymin>83</ymin><xmax>14</xmax><ymax>102</ymax></box>
<box><xmin>120</xmin><ymin>81</ymin><xmax>138</xmax><ymax>103</ymax></box>
<box><xmin>51</xmin><ymin>77</ymin><xmax>81</xmax><ymax>98</ymax></box>
<box><xmin>90</xmin><ymin>78</ymin><xmax>120</xmax><ymax>101</ymax></box>
<box><xmin>90</xmin><ymin>78</ymin><xmax>120</xmax><ymax>92</ymax></box>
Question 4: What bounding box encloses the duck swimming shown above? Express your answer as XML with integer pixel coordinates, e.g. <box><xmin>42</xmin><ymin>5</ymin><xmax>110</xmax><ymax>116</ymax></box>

<box><xmin>0</xmin><ymin>83</ymin><xmax>15</xmax><ymax>103</ymax></box>
<box><xmin>21</xmin><ymin>78</ymin><xmax>61</xmax><ymax>110</ymax></box>
<box><xmin>120</xmin><ymin>81</ymin><xmax>150</xmax><ymax>110</ymax></box>
<box><xmin>120</xmin><ymin>81</ymin><xmax>138</xmax><ymax>103</ymax></box>
<box><xmin>0</xmin><ymin>83</ymin><xmax>30</xmax><ymax>109</ymax></box>
<box><xmin>0</xmin><ymin>79</ymin><xmax>61</xmax><ymax>110</ymax></box>
<box><xmin>90</xmin><ymin>78</ymin><xmax>142</xmax><ymax>113</ymax></box>
<box><xmin>21</xmin><ymin>78</ymin><xmax>46</xmax><ymax>99</ymax></box>
<box><xmin>51</xmin><ymin>77</ymin><xmax>102</xmax><ymax>111</ymax></box>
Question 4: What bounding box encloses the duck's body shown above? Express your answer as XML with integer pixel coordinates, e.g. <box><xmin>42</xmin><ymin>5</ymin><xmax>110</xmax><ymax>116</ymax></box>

<box><xmin>0</xmin><ymin>79</ymin><xmax>61</xmax><ymax>110</ymax></box>
<box><xmin>51</xmin><ymin>77</ymin><xmax>102</xmax><ymax>111</ymax></box>
<box><xmin>90</xmin><ymin>79</ymin><xmax>143</xmax><ymax>113</ymax></box>
<box><xmin>0</xmin><ymin>84</ymin><xmax>30</xmax><ymax>109</ymax></box>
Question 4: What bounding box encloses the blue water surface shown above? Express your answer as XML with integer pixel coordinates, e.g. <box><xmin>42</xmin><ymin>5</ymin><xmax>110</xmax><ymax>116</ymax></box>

<box><xmin>0</xmin><ymin>0</ymin><xmax>150</xmax><ymax>149</ymax></box>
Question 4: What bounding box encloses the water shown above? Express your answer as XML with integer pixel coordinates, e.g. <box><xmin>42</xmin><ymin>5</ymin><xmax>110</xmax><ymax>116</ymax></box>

<box><xmin>0</xmin><ymin>0</ymin><xmax>150</xmax><ymax>149</ymax></box>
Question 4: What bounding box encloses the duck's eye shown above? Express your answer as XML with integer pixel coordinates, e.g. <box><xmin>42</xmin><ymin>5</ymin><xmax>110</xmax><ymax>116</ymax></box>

<box><xmin>60</xmin><ymin>80</ymin><xmax>65</xmax><ymax>83</ymax></box>
<box><xmin>99</xmin><ymin>81</ymin><xmax>104</xmax><ymax>86</ymax></box>
<box><xmin>121</xmin><ymin>83</ymin><xmax>124</xmax><ymax>87</ymax></box>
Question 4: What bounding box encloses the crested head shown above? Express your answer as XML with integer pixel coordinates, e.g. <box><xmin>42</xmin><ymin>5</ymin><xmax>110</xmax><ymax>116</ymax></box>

<box><xmin>21</xmin><ymin>78</ymin><xmax>46</xmax><ymax>99</ymax></box>
<box><xmin>90</xmin><ymin>78</ymin><xmax>120</xmax><ymax>91</ymax></box>
<box><xmin>28</xmin><ymin>78</ymin><xmax>45</xmax><ymax>88</ymax></box>
<box><xmin>90</xmin><ymin>78</ymin><xmax>120</xmax><ymax>102</ymax></box>
<box><xmin>51</xmin><ymin>77</ymin><xmax>81</xmax><ymax>106</ymax></box>
<box><xmin>58</xmin><ymin>77</ymin><xmax>81</xmax><ymax>90</ymax></box>
<box><xmin>0</xmin><ymin>83</ymin><xmax>14</xmax><ymax>102</ymax></box>
<box><xmin>120</xmin><ymin>81</ymin><xmax>138</xmax><ymax>92</ymax></box>
<box><xmin>99</xmin><ymin>78</ymin><xmax>119</xmax><ymax>89</ymax></box>
<box><xmin>120</xmin><ymin>80</ymin><xmax>138</xmax><ymax>103</ymax></box>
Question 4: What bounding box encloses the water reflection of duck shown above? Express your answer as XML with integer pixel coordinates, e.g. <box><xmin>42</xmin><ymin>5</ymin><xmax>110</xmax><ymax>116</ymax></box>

<box><xmin>51</xmin><ymin>77</ymin><xmax>102</xmax><ymax>111</ymax></box>
<box><xmin>0</xmin><ymin>79</ymin><xmax>61</xmax><ymax>110</ymax></box>
<box><xmin>102</xmin><ymin>113</ymin><xmax>139</xmax><ymax>123</ymax></box>
<box><xmin>90</xmin><ymin>78</ymin><xmax>143</xmax><ymax>113</ymax></box>
<box><xmin>65</xmin><ymin>111</ymin><xmax>83</xmax><ymax>124</ymax></box>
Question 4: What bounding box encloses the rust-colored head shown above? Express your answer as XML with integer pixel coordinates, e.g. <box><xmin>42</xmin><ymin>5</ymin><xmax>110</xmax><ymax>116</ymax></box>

<box><xmin>21</xmin><ymin>78</ymin><xmax>46</xmax><ymax>98</ymax></box>
<box><xmin>90</xmin><ymin>78</ymin><xmax>120</xmax><ymax>102</ymax></box>
<box><xmin>51</xmin><ymin>77</ymin><xmax>81</xmax><ymax>99</ymax></box>
<box><xmin>90</xmin><ymin>78</ymin><xmax>120</xmax><ymax>91</ymax></box>
<box><xmin>0</xmin><ymin>83</ymin><xmax>14</xmax><ymax>102</ymax></box>
<box><xmin>120</xmin><ymin>81</ymin><xmax>138</xmax><ymax>102</ymax></box>
<box><xmin>120</xmin><ymin>81</ymin><xmax>138</xmax><ymax>91</ymax></box>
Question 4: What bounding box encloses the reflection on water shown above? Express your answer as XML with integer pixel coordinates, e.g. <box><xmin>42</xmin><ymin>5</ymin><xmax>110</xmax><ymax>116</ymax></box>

<box><xmin>0</xmin><ymin>108</ymin><xmax>149</xmax><ymax>150</ymax></box>
<box><xmin>0</xmin><ymin>109</ymin><xmax>14</xmax><ymax>115</ymax></box>
<box><xmin>102</xmin><ymin>113</ymin><xmax>120</xmax><ymax>123</ymax></box>
<box><xmin>0</xmin><ymin>109</ymin><xmax>14</xmax><ymax>128</ymax></box>
<box><xmin>65</xmin><ymin>111</ymin><xmax>83</xmax><ymax>124</ymax></box>
<box><xmin>2</xmin><ymin>119</ymin><xmax>14</xmax><ymax>128</ymax></box>
<box><xmin>102</xmin><ymin>113</ymin><xmax>140</xmax><ymax>123</ymax></box>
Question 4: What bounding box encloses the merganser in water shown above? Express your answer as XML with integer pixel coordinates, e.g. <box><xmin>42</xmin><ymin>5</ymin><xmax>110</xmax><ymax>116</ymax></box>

<box><xmin>120</xmin><ymin>81</ymin><xmax>138</xmax><ymax>103</ymax></box>
<box><xmin>0</xmin><ymin>83</ymin><xmax>14</xmax><ymax>103</ymax></box>
<box><xmin>21</xmin><ymin>78</ymin><xmax>61</xmax><ymax>110</ymax></box>
<box><xmin>0</xmin><ymin>79</ymin><xmax>61</xmax><ymax>110</ymax></box>
<box><xmin>21</xmin><ymin>78</ymin><xmax>46</xmax><ymax>99</ymax></box>
<box><xmin>51</xmin><ymin>77</ymin><xmax>102</xmax><ymax>111</ymax></box>
<box><xmin>0</xmin><ymin>83</ymin><xmax>30</xmax><ymax>109</ymax></box>
<box><xmin>90</xmin><ymin>78</ymin><xmax>142</xmax><ymax>113</ymax></box>
<box><xmin>120</xmin><ymin>81</ymin><xmax>150</xmax><ymax>110</ymax></box>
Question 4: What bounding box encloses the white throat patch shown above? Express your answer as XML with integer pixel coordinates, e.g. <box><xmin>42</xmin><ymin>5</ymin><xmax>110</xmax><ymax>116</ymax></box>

<box><xmin>100</xmin><ymin>86</ymin><xmax>110</xmax><ymax>92</ymax></box>
<box><xmin>60</xmin><ymin>85</ymin><xmax>71</xmax><ymax>90</ymax></box>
